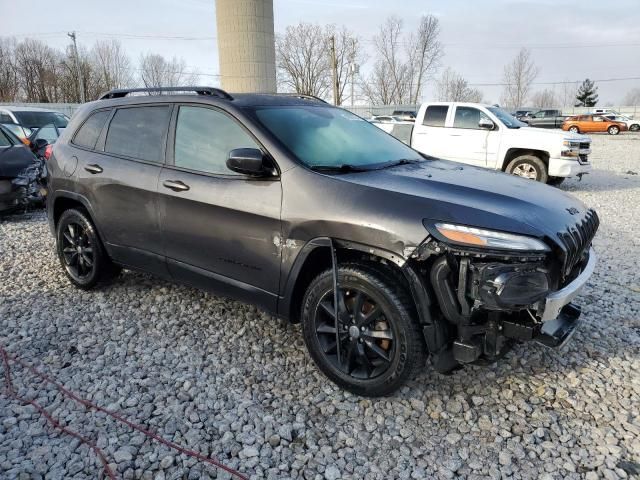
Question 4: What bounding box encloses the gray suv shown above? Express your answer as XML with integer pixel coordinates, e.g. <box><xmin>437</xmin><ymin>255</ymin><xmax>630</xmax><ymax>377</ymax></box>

<box><xmin>47</xmin><ymin>87</ymin><xmax>599</xmax><ymax>396</ymax></box>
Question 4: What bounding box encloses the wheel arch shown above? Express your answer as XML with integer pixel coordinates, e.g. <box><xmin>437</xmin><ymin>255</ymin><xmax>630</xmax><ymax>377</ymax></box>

<box><xmin>501</xmin><ymin>148</ymin><xmax>549</xmax><ymax>172</ymax></box>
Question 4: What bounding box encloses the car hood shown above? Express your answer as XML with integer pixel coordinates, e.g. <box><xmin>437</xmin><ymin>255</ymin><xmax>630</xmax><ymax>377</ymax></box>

<box><xmin>337</xmin><ymin>159</ymin><xmax>590</xmax><ymax>243</ymax></box>
<box><xmin>514</xmin><ymin>126</ymin><xmax>590</xmax><ymax>142</ymax></box>
<box><xmin>0</xmin><ymin>145</ymin><xmax>38</xmax><ymax>178</ymax></box>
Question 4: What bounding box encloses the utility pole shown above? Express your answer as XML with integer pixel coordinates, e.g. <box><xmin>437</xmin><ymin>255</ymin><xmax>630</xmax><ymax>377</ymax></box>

<box><xmin>67</xmin><ymin>31</ymin><xmax>85</xmax><ymax>103</ymax></box>
<box><xmin>330</xmin><ymin>35</ymin><xmax>338</xmax><ymax>106</ymax></box>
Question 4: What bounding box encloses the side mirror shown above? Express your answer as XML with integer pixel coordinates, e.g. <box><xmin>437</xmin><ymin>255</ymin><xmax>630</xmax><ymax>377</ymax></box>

<box><xmin>33</xmin><ymin>138</ymin><xmax>48</xmax><ymax>150</ymax></box>
<box><xmin>478</xmin><ymin>118</ymin><xmax>495</xmax><ymax>130</ymax></box>
<box><xmin>226</xmin><ymin>148</ymin><xmax>271</xmax><ymax>176</ymax></box>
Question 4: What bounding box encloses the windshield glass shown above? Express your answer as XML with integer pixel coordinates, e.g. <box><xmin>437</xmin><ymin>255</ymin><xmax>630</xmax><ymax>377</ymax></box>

<box><xmin>252</xmin><ymin>106</ymin><xmax>423</xmax><ymax>169</ymax></box>
<box><xmin>12</xmin><ymin>111</ymin><xmax>68</xmax><ymax>129</ymax></box>
<box><xmin>1</xmin><ymin>123</ymin><xmax>31</xmax><ymax>139</ymax></box>
<box><xmin>488</xmin><ymin>107</ymin><xmax>526</xmax><ymax>129</ymax></box>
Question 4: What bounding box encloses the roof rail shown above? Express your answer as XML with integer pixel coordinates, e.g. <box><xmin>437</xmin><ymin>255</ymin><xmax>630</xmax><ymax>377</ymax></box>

<box><xmin>98</xmin><ymin>86</ymin><xmax>233</xmax><ymax>101</ymax></box>
<box><xmin>277</xmin><ymin>93</ymin><xmax>328</xmax><ymax>104</ymax></box>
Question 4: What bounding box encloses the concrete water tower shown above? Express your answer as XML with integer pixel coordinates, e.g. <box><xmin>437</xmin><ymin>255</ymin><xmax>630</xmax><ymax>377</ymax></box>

<box><xmin>215</xmin><ymin>0</ymin><xmax>277</xmax><ymax>93</ymax></box>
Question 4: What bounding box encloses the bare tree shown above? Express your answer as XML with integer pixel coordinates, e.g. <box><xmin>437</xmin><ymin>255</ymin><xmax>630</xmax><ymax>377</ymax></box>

<box><xmin>436</xmin><ymin>67</ymin><xmax>483</xmax><ymax>102</ymax></box>
<box><xmin>327</xmin><ymin>25</ymin><xmax>364</xmax><ymax>105</ymax></box>
<box><xmin>500</xmin><ymin>48</ymin><xmax>538</xmax><ymax>110</ymax></box>
<box><xmin>530</xmin><ymin>88</ymin><xmax>557</xmax><ymax>108</ymax></box>
<box><xmin>623</xmin><ymin>87</ymin><xmax>640</xmax><ymax>105</ymax></box>
<box><xmin>92</xmin><ymin>40</ymin><xmax>134</xmax><ymax>92</ymax></box>
<box><xmin>139</xmin><ymin>53</ymin><xmax>197</xmax><ymax>88</ymax></box>
<box><xmin>556</xmin><ymin>81</ymin><xmax>579</xmax><ymax>108</ymax></box>
<box><xmin>14</xmin><ymin>39</ymin><xmax>62</xmax><ymax>102</ymax></box>
<box><xmin>370</xmin><ymin>16</ymin><xmax>410</xmax><ymax>104</ymax></box>
<box><xmin>276</xmin><ymin>23</ymin><xmax>331</xmax><ymax>98</ymax></box>
<box><xmin>0</xmin><ymin>38</ymin><xmax>19</xmax><ymax>101</ymax></box>
<box><xmin>406</xmin><ymin>15</ymin><xmax>443</xmax><ymax>104</ymax></box>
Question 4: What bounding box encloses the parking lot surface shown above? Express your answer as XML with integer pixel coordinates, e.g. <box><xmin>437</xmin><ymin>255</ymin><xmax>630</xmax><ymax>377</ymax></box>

<box><xmin>1</xmin><ymin>134</ymin><xmax>639</xmax><ymax>479</ymax></box>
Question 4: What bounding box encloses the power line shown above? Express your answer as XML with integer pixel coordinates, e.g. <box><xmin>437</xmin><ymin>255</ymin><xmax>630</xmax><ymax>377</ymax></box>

<box><xmin>468</xmin><ymin>76</ymin><xmax>640</xmax><ymax>87</ymax></box>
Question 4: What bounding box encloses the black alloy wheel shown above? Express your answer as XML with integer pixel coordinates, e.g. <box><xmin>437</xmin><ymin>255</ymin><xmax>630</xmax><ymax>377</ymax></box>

<box><xmin>60</xmin><ymin>221</ymin><xmax>95</xmax><ymax>281</ymax></box>
<box><xmin>314</xmin><ymin>287</ymin><xmax>396</xmax><ymax>380</ymax></box>
<box><xmin>302</xmin><ymin>265</ymin><xmax>425</xmax><ymax>396</ymax></box>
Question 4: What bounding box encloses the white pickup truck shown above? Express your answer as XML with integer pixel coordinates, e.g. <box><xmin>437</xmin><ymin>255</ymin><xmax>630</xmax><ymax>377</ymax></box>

<box><xmin>407</xmin><ymin>102</ymin><xmax>592</xmax><ymax>184</ymax></box>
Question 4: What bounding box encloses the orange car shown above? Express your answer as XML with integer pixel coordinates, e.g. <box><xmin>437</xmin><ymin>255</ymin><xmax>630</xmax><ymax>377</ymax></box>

<box><xmin>562</xmin><ymin>114</ymin><xmax>628</xmax><ymax>135</ymax></box>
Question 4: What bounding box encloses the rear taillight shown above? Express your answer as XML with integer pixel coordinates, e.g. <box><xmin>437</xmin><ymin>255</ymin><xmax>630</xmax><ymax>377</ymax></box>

<box><xmin>44</xmin><ymin>144</ymin><xmax>53</xmax><ymax>160</ymax></box>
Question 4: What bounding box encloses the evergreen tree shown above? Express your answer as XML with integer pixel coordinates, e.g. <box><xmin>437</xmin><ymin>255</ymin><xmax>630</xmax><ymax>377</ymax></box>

<box><xmin>575</xmin><ymin>78</ymin><xmax>598</xmax><ymax>107</ymax></box>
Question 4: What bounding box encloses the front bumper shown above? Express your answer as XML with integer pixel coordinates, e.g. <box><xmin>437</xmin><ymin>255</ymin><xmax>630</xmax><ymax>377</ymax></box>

<box><xmin>548</xmin><ymin>157</ymin><xmax>592</xmax><ymax>177</ymax></box>
<box><xmin>539</xmin><ymin>248</ymin><xmax>596</xmax><ymax>321</ymax></box>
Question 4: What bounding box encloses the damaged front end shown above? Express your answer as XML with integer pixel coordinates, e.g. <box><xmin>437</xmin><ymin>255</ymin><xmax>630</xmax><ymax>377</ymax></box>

<box><xmin>411</xmin><ymin>210</ymin><xmax>599</xmax><ymax>369</ymax></box>
<box><xmin>0</xmin><ymin>159</ymin><xmax>48</xmax><ymax>213</ymax></box>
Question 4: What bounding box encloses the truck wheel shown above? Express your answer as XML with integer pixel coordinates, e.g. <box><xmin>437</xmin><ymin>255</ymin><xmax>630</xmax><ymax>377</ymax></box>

<box><xmin>630</xmin><ymin>124</ymin><xmax>640</xmax><ymax>132</ymax></box>
<box><xmin>547</xmin><ymin>176</ymin><xmax>565</xmax><ymax>186</ymax></box>
<box><xmin>607</xmin><ymin>125</ymin><xmax>620</xmax><ymax>135</ymax></box>
<box><xmin>506</xmin><ymin>155</ymin><xmax>548</xmax><ymax>183</ymax></box>
<box><xmin>568</xmin><ymin>126</ymin><xmax>579</xmax><ymax>133</ymax></box>
<box><xmin>301</xmin><ymin>264</ymin><xmax>426</xmax><ymax>397</ymax></box>
<box><xmin>56</xmin><ymin>208</ymin><xmax>121</xmax><ymax>290</ymax></box>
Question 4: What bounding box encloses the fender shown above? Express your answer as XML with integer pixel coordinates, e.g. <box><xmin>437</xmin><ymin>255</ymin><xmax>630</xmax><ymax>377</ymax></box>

<box><xmin>47</xmin><ymin>190</ymin><xmax>100</xmax><ymax>236</ymax></box>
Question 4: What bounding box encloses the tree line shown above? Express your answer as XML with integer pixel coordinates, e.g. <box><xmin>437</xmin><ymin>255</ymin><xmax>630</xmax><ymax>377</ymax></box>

<box><xmin>0</xmin><ymin>37</ymin><xmax>198</xmax><ymax>103</ymax></box>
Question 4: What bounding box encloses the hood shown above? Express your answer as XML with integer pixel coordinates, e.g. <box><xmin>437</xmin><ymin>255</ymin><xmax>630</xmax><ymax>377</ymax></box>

<box><xmin>0</xmin><ymin>145</ymin><xmax>38</xmax><ymax>178</ymax></box>
<box><xmin>513</xmin><ymin>126</ymin><xmax>589</xmax><ymax>142</ymax></box>
<box><xmin>336</xmin><ymin>159</ymin><xmax>590</xmax><ymax>244</ymax></box>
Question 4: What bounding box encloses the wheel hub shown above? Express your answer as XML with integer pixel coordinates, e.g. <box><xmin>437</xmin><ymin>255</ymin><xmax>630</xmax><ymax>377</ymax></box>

<box><xmin>348</xmin><ymin>325</ymin><xmax>360</xmax><ymax>339</ymax></box>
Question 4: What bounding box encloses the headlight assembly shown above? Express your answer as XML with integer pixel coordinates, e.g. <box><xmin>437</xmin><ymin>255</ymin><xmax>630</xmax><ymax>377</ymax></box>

<box><xmin>432</xmin><ymin>222</ymin><xmax>550</xmax><ymax>252</ymax></box>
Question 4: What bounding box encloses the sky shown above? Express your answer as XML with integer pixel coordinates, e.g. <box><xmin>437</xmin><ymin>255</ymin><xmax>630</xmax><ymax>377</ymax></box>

<box><xmin>1</xmin><ymin>0</ymin><xmax>639</xmax><ymax>105</ymax></box>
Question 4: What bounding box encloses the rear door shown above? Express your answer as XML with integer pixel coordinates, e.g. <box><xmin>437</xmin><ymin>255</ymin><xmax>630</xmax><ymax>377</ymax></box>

<box><xmin>74</xmin><ymin>104</ymin><xmax>171</xmax><ymax>276</ymax></box>
<box><xmin>158</xmin><ymin>104</ymin><xmax>282</xmax><ymax>311</ymax></box>
<box><xmin>445</xmin><ymin>105</ymin><xmax>496</xmax><ymax>168</ymax></box>
<box><xmin>411</xmin><ymin>104</ymin><xmax>450</xmax><ymax>158</ymax></box>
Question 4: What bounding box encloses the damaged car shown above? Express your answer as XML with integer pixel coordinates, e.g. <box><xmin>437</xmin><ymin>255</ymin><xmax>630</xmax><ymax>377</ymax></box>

<box><xmin>0</xmin><ymin>124</ymin><xmax>48</xmax><ymax>213</ymax></box>
<box><xmin>47</xmin><ymin>87</ymin><xmax>599</xmax><ymax>396</ymax></box>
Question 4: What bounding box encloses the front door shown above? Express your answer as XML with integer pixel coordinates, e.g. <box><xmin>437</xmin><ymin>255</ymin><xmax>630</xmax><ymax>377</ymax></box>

<box><xmin>158</xmin><ymin>104</ymin><xmax>282</xmax><ymax>312</ymax></box>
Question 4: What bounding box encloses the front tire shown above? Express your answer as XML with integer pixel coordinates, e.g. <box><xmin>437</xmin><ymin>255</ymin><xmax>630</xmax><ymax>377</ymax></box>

<box><xmin>630</xmin><ymin>124</ymin><xmax>639</xmax><ymax>132</ymax></box>
<box><xmin>56</xmin><ymin>208</ymin><xmax>120</xmax><ymax>290</ymax></box>
<box><xmin>506</xmin><ymin>155</ymin><xmax>548</xmax><ymax>183</ymax></box>
<box><xmin>568</xmin><ymin>126</ymin><xmax>579</xmax><ymax>133</ymax></box>
<box><xmin>547</xmin><ymin>176</ymin><xmax>565</xmax><ymax>186</ymax></box>
<box><xmin>607</xmin><ymin>125</ymin><xmax>620</xmax><ymax>135</ymax></box>
<box><xmin>301</xmin><ymin>264</ymin><xmax>426</xmax><ymax>397</ymax></box>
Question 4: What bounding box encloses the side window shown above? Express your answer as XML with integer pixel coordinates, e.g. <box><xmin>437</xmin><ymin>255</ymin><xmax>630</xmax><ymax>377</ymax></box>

<box><xmin>34</xmin><ymin>125</ymin><xmax>59</xmax><ymax>144</ymax></box>
<box><xmin>0</xmin><ymin>113</ymin><xmax>13</xmax><ymax>124</ymax></box>
<box><xmin>105</xmin><ymin>106</ymin><xmax>171</xmax><ymax>162</ymax></box>
<box><xmin>423</xmin><ymin>105</ymin><xmax>449</xmax><ymax>127</ymax></box>
<box><xmin>73</xmin><ymin>110</ymin><xmax>111</xmax><ymax>149</ymax></box>
<box><xmin>174</xmin><ymin>106</ymin><xmax>260</xmax><ymax>175</ymax></box>
<box><xmin>0</xmin><ymin>130</ymin><xmax>12</xmax><ymax>147</ymax></box>
<box><xmin>452</xmin><ymin>107</ymin><xmax>490</xmax><ymax>129</ymax></box>
<box><xmin>593</xmin><ymin>116</ymin><xmax>604</xmax><ymax>122</ymax></box>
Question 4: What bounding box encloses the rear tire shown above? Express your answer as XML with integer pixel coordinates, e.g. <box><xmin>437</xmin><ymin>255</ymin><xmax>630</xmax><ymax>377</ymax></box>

<box><xmin>568</xmin><ymin>126</ymin><xmax>579</xmax><ymax>133</ymax></box>
<box><xmin>506</xmin><ymin>155</ymin><xmax>548</xmax><ymax>183</ymax></box>
<box><xmin>607</xmin><ymin>125</ymin><xmax>620</xmax><ymax>135</ymax></box>
<box><xmin>301</xmin><ymin>264</ymin><xmax>426</xmax><ymax>397</ymax></box>
<box><xmin>630</xmin><ymin>124</ymin><xmax>640</xmax><ymax>132</ymax></box>
<box><xmin>56</xmin><ymin>208</ymin><xmax>121</xmax><ymax>290</ymax></box>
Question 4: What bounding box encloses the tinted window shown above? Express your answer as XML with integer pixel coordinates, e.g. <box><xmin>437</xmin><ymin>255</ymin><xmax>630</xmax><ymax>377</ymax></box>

<box><xmin>0</xmin><ymin>113</ymin><xmax>14</xmax><ymax>124</ymax></box>
<box><xmin>0</xmin><ymin>129</ymin><xmax>12</xmax><ymax>147</ymax></box>
<box><xmin>73</xmin><ymin>110</ymin><xmax>110</xmax><ymax>149</ymax></box>
<box><xmin>174</xmin><ymin>106</ymin><xmax>260</xmax><ymax>175</ymax></box>
<box><xmin>423</xmin><ymin>105</ymin><xmax>448</xmax><ymax>127</ymax></box>
<box><xmin>105</xmin><ymin>106</ymin><xmax>171</xmax><ymax>162</ymax></box>
<box><xmin>12</xmin><ymin>111</ymin><xmax>68</xmax><ymax>128</ymax></box>
<box><xmin>453</xmin><ymin>107</ymin><xmax>490</xmax><ymax>129</ymax></box>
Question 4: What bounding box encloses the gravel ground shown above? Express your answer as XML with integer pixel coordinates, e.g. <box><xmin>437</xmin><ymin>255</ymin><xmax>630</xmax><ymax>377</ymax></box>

<box><xmin>1</xmin><ymin>133</ymin><xmax>639</xmax><ymax>480</ymax></box>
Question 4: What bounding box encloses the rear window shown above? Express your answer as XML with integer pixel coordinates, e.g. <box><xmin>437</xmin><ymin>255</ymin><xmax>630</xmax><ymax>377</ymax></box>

<box><xmin>423</xmin><ymin>105</ymin><xmax>448</xmax><ymax>127</ymax></box>
<box><xmin>73</xmin><ymin>110</ymin><xmax>111</xmax><ymax>149</ymax></box>
<box><xmin>12</xmin><ymin>111</ymin><xmax>68</xmax><ymax>128</ymax></box>
<box><xmin>105</xmin><ymin>106</ymin><xmax>171</xmax><ymax>162</ymax></box>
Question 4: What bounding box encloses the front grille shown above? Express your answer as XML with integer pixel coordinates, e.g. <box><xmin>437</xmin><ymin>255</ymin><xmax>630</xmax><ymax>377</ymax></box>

<box><xmin>578</xmin><ymin>154</ymin><xmax>589</xmax><ymax>164</ymax></box>
<box><xmin>557</xmin><ymin>209</ymin><xmax>599</xmax><ymax>279</ymax></box>
<box><xmin>579</xmin><ymin>142</ymin><xmax>590</xmax><ymax>150</ymax></box>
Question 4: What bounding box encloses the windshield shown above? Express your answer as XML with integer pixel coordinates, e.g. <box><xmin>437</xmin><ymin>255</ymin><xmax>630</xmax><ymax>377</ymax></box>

<box><xmin>252</xmin><ymin>106</ymin><xmax>423</xmax><ymax>169</ymax></box>
<box><xmin>488</xmin><ymin>107</ymin><xmax>526</xmax><ymax>129</ymax></box>
<box><xmin>1</xmin><ymin>123</ymin><xmax>31</xmax><ymax>139</ymax></box>
<box><xmin>12</xmin><ymin>111</ymin><xmax>68</xmax><ymax>129</ymax></box>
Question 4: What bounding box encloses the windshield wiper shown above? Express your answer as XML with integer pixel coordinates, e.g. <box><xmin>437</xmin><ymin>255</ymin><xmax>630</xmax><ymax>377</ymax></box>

<box><xmin>376</xmin><ymin>158</ymin><xmax>423</xmax><ymax>169</ymax></box>
<box><xmin>309</xmin><ymin>164</ymin><xmax>369</xmax><ymax>173</ymax></box>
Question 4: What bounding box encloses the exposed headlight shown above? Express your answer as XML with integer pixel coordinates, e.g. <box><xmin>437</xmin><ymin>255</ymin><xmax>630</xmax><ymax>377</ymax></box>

<box><xmin>561</xmin><ymin>139</ymin><xmax>580</xmax><ymax>158</ymax></box>
<box><xmin>433</xmin><ymin>223</ymin><xmax>550</xmax><ymax>251</ymax></box>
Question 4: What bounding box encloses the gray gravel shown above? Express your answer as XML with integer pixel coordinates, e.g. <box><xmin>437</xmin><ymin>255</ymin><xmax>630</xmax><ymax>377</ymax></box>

<box><xmin>1</xmin><ymin>133</ymin><xmax>639</xmax><ymax>479</ymax></box>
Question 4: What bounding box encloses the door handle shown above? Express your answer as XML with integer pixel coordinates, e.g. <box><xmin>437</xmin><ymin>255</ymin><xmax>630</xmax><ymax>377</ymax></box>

<box><xmin>163</xmin><ymin>180</ymin><xmax>190</xmax><ymax>192</ymax></box>
<box><xmin>84</xmin><ymin>164</ymin><xmax>103</xmax><ymax>174</ymax></box>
